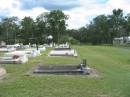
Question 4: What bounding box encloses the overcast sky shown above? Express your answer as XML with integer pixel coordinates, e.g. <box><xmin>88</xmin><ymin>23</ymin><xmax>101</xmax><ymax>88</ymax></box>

<box><xmin>0</xmin><ymin>0</ymin><xmax>130</xmax><ymax>29</ymax></box>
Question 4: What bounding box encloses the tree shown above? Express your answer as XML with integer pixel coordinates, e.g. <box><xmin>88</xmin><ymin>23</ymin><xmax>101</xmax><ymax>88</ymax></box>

<box><xmin>0</xmin><ymin>23</ymin><xmax>3</xmax><ymax>42</ymax></box>
<box><xmin>44</xmin><ymin>10</ymin><xmax>68</xmax><ymax>43</ymax></box>
<box><xmin>108</xmin><ymin>9</ymin><xmax>125</xmax><ymax>43</ymax></box>
<box><xmin>1</xmin><ymin>17</ymin><xmax>19</xmax><ymax>44</ymax></box>
<box><xmin>0</xmin><ymin>8</ymin><xmax>129</xmax><ymax>45</ymax></box>
<box><xmin>125</xmin><ymin>14</ymin><xmax>130</xmax><ymax>36</ymax></box>
<box><xmin>93</xmin><ymin>15</ymin><xmax>110</xmax><ymax>44</ymax></box>
<box><xmin>20</xmin><ymin>16</ymin><xmax>35</xmax><ymax>44</ymax></box>
<box><xmin>78</xmin><ymin>27</ymin><xmax>88</xmax><ymax>43</ymax></box>
<box><xmin>35</xmin><ymin>13</ymin><xmax>47</xmax><ymax>44</ymax></box>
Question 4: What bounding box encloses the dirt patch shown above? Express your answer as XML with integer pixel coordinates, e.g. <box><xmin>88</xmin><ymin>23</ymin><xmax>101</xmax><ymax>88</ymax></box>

<box><xmin>88</xmin><ymin>68</ymin><xmax>99</xmax><ymax>77</ymax></box>
<box><xmin>0</xmin><ymin>68</ymin><xmax>6</xmax><ymax>77</ymax></box>
<box><xmin>99</xmin><ymin>95</ymin><xmax>110</xmax><ymax>97</ymax></box>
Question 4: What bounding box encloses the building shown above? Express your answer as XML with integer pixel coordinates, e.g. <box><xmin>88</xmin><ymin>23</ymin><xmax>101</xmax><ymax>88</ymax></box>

<box><xmin>113</xmin><ymin>36</ymin><xmax>130</xmax><ymax>45</ymax></box>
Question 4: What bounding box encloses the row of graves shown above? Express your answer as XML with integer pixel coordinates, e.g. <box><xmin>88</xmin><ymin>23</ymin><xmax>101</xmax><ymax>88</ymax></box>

<box><xmin>0</xmin><ymin>41</ymin><xmax>46</xmax><ymax>64</ymax></box>
<box><xmin>34</xmin><ymin>43</ymin><xmax>93</xmax><ymax>75</ymax></box>
<box><xmin>0</xmin><ymin>42</ymin><xmax>95</xmax><ymax>77</ymax></box>
<box><xmin>0</xmin><ymin>42</ymin><xmax>77</xmax><ymax>64</ymax></box>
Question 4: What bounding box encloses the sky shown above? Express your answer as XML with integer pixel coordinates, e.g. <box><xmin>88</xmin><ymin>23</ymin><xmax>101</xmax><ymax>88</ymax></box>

<box><xmin>0</xmin><ymin>0</ymin><xmax>130</xmax><ymax>29</ymax></box>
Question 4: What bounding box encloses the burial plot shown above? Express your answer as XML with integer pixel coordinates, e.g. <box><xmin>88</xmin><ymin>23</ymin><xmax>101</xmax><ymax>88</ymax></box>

<box><xmin>33</xmin><ymin>59</ymin><xmax>90</xmax><ymax>75</ymax></box>
<box><xmin>0</xmin><ymin>53</ymin><xmax>28</xmax><ymax>64</ymax></box>
<box><xmin>49</xmin><ymin>44</ymin><xmax>78</xmax><ymax>57</ymax></box>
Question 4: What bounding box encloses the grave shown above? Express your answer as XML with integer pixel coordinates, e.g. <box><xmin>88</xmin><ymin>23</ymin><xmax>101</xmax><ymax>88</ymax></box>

<box><xmin>0</xmin><ymin>53</ymin><xmax>28</xmax><ymax>64</ymax></box>
<box><xmin>49</xmin><ymin>44</ymin><xmax>78</xmax><ymax>57</ymax></box>
<box><xmin>33</xmin><ymin>59</ymin><xmax>90</xmax><ymax>75</ymax></box>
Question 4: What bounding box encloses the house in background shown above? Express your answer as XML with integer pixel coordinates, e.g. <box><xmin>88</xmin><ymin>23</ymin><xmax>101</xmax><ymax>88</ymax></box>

<box><xmin>113</xmin><ymin>36</ymin><xmax>130</xmax><ymax>45</ymax></box>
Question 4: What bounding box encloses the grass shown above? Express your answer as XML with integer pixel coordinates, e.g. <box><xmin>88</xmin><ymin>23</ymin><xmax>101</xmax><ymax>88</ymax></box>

<box><xmin>0</xmin><ymin>45</ymin><xmax>130</xmax><ymax>97</ymax></box>
<box><xmin>0</xmin><ymin>52</ymin><xmax>4</xmax><ymax>57</ymax></box>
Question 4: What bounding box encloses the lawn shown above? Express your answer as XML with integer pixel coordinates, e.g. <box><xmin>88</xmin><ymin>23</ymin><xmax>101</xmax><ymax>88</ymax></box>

<box><xmin>0</xmin><ymin>45</ymin><xmax>130</xmax><ymax>97</ymax></box>
<box><xmin>0</xmin><ymin>52</ymin><xmax>4</xmax><ymax>57</ymax></box>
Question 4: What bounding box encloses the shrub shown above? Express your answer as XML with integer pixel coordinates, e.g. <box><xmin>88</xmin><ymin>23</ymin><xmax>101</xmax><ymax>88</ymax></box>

<box><xmin>59</xmin><ymin>36</ymin><xmax>80</xmax><ymax>44</ymax></box>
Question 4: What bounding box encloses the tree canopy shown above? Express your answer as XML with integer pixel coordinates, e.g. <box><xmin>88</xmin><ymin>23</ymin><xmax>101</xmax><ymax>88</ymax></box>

<box><xmin>0</xmin><ymin>9</ymin><xmax>130</xmax><ymax>45</ymax></box>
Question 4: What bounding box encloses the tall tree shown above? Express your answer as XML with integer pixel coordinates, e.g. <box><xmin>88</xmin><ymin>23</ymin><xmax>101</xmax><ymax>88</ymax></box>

<box><xmin>1</xmin><ymin>17</ymin><xmax>19</xmax><ymax>44</ymax></box>
<box><xmin>35</xmin><ymin>13</ymin><xmax>47</xmax><ymax>44</ymax></box>
<box><xmin>125</xmin><ymin>14</ymin><xmax>130</xmax><ymax>36</ymax></box>
<box><xmin>0</xmin><ymin>23</ymin><xmax>3</xmax><ymax>42</ymax></box>
<box><xmin>93</xmin><ymin>15</ymin><xmax>110</xmax><ymax>44</ymax></box>
<box><xmin>20</xmin><ymin>16</ymin><xmax>35</xmax><ymax>44</ymax></box>
<box><xmin>77</xmin><ymin>27</ymin><xmax>88</xmax><ymax>43</ymax></box>
<box><xmin>44</xmin><ymin>10</ymin><xmax>68</xmax><ymax>43</ymax></box>
<box><xmin>108</xmin><ymin>9</ymin><xmax>125</xmax><ymax>43</ymax></box>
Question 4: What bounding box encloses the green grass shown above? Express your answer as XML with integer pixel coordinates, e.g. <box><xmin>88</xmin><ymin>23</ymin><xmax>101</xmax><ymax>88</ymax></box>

<box><xmin>0</xmin><ymin>52</ymin><xmax>4</xmax><ymax>57</ymax></box>
<box><xmin>0</xmin><ymin>45</ymin><xmax>130</xmax><ymax>97</ymax></box>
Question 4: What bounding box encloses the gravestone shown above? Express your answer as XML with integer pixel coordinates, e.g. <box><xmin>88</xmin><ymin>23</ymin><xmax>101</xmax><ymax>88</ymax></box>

<box><xmin>0</xmin><ymin>41</ymin><xmax>6</xmax><ymax>47</ymax></box>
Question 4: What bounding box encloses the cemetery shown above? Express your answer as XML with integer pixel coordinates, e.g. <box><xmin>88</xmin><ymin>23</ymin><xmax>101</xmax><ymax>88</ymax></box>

<box><xmin>0</xmin><ymin>6</ymin><xmax>130</xmax><ymax>97</ymax></box>
<box><xmin>0</xmin><ymin>29</ymin><xmax>130</xmax><ymax>97</ymax></box>
<box><xmin>0</xmin><ymin>30</ymin><xmax>130</xmax><ymax>97</ymax></box>
<box><xmin>0</xmin><ymin>42</ymin><xmax>130</xmax><ymax>97</ymax></box>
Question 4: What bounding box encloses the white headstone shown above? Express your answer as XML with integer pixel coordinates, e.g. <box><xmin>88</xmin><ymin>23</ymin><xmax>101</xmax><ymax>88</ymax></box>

<box><xmin>0</xmin><ymin>41</ymin><xmax>6</xmax><ymax>46</ymax></box>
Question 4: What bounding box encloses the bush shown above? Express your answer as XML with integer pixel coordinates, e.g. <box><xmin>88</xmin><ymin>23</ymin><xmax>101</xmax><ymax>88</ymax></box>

<box><xmin>68</xmin><ymin>37</ymin><xmax>80</xmax><ymax>44</ymax></box>
<box><xmin>59</xmin><ymin>36</ymin><xmax>80</xmax><ymax>44</ymax></box>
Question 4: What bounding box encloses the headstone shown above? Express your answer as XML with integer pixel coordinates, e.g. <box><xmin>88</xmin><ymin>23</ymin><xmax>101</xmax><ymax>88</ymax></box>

<box><xmin>82</xmin><ymin>59</ymin><xmax>87</xmax><ymax>67</ymax></box>
<box><xmin>0</xmin><ymin>41</ymin><xmax>6</xmax><ymax>47</ymax></box>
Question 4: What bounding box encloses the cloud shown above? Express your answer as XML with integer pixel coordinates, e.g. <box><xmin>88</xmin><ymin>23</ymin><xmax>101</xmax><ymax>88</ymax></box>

<box><xmin>0</xmin><ymin>0</ymin><xmax>20</xmax><ymax>17</ymax></box>
<box><xmin>65</xmin><ymin>0</ymin><xmax>130</xmax><ymax>29</ymax></box>
<box><xmin>0</xmin><ymin>0</ymin><xmax>48</xmax><ymax>20</ymax></box>
<box><xmin>20</xmin><ymin>0</ymin><xmax>80</xmax><ymax>10</ymax></box>
<box><xmin>10</xmin><ymin>7</ymin><xmax>48</xmax><ymax>19</ymax></box>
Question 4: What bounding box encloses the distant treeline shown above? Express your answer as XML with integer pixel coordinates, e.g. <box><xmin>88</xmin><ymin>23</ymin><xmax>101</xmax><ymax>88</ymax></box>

<box><xmin>0</xmin><ymin>8</ymin><xmax>130</xmax><ymax>45</ymax></box>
